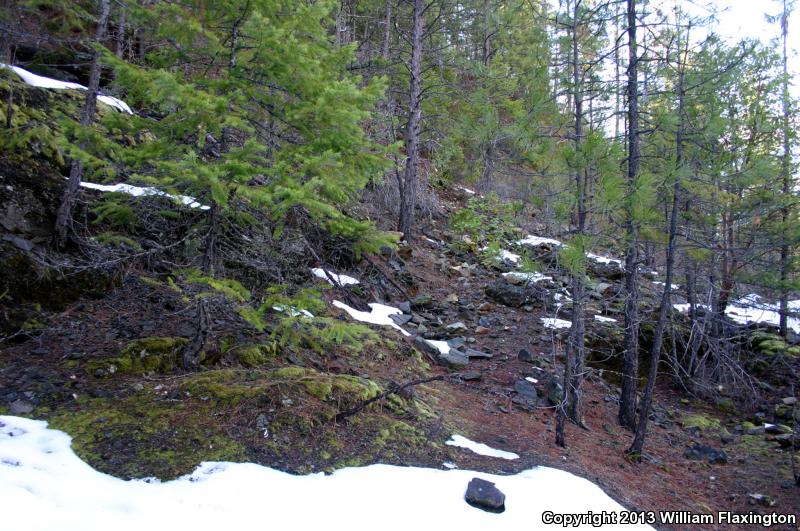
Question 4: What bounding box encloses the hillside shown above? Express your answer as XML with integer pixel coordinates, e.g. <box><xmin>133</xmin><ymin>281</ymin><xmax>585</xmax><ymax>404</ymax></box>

<box><xmin>1</xmin><ymin>0</ymin><xmax>800</xmax><ymax>529</ymax></box>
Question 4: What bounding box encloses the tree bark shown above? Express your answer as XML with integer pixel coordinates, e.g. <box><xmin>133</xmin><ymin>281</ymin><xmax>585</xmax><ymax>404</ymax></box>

<box><xmin>629</xmin><ymin>41</ymin><xmax>687</xmax><ymax>457</ymax></box>
<box><xmin>779</xmin><ymin>0</ymin><xmax>791</xmax><ymax>338</ymax></box>
<box><xmin>619</xmin><ymin>0</ymin><xmax>640</xmax><ymax>431</ymax></box>
<box><xmin>54</xmin><ymin>0</ymin><xmax>111</xmax><ymax>248</ymax></box>
<box><xmin>397</xmin><ymin>0</ymin><xmax>424</xmax><ymax>239</ymax></box>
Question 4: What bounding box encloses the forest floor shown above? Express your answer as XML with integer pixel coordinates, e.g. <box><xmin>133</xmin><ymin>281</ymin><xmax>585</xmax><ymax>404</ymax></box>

<box><xmin>1</xmin><ymin>190</ymin><xmax>798</xmax><ymax>530</ymax></box>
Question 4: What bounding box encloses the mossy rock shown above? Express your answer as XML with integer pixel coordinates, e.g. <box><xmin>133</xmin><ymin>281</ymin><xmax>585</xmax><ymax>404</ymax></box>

<box><xmin>91</xmin><ymin>337</ymin><xmax>188</xmax><ymax>375</ymax></box>
<box><xmin>234</xmin><ymin>343</ymin><xmax>279</xmax><ymax>367</ymax></box>
<box><xmin>680</xmin><ymin>413</ymin><xmax>728</xmax><ymax>434</ymax></box>
<box><xmin>47</xmin><ymin>394</ymin><xmax>245</xmax><ymax>480</ymax></box>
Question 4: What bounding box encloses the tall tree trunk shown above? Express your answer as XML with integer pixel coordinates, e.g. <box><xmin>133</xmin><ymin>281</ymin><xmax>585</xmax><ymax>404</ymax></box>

<box><xmin>619</xmin><ymin>0</ymin><xmax>640</xmax><ymax>431</ymax></box>
<box><xmin>53</xmin><ymin>0</ymin><xmax>111</xmax><ymax>248</ymax></box>
<box><xmin>779</xmin><ymin>0</ymin><xmax>792</xmax><ymax>338</ymax></box>
<box><xmin>629</xmin><ymin>44</ymin><xmax>687</xmax><ymax>457</ymax></box>
<box><xmin>382</xmin><ymin>0</ymin><xmax>392</xmax><ymax>59</ymax></box>
<box><xmin>397</xmin><ymin>0</ymin><xmax>424</xmax><ymax>239</ymax></box>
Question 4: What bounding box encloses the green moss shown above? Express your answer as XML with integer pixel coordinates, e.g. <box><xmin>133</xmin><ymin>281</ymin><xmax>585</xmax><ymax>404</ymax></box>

<box><xmin>715</xmin><ymin>398</ymin><xmax>738</xmax><ymax>415</ymax></box>
<box><xmin>234</xmin><ymin>343</ymin><xmax>278</xmax><ymax>367</ymax></box>
<box><xmin>90</xmin><ymin>337</ymin><xmax>188</xmax><ymax>375</ymax></box>
<box><xmin>681</xmin><ymin>413</ymin><xmax>727</xmax><ymax>434</ymax></box>
<box><xmin>47</xmin><ymin>394</ymin><xmax>245</xmax><ymax>480</ymax></box>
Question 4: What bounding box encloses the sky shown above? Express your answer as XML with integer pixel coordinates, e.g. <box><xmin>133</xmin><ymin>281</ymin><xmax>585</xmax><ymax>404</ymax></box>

<box><xmin>682</xmin><ymin>0</ymin><xmax>799</xmax><ymax>94</ymax></box>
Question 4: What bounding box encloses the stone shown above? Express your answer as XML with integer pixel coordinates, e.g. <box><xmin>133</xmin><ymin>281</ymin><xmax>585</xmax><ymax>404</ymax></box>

<box><xmin>439</xmin><ymin>349</ymin><xmax>469</xmax><ymax>369</ymax></box>
<box><xmin>477</xmin><ymin>302</ymin><xmax>493</xmax><ymax>313</ymax></box>
<box><xmin>446</xmin><ymin>321</ymin><xmax>467</xmax><ymax>333</ymax></box>
<box><xmin>545</xmin><ymin>379</ymin><xmax>563</xmax><ymax>407</ymax></box>
<box><xmin>411</xmin><ymin>295</ymin><xmax>433</xmax><ymax>310</ymax></box>
<box><xmin>684</xmin><ymin>443</ymin><xmax>728</xmax><ymax>464</ymax></box>
<box><xmin>8</xmin><ymin>400</ymin><xmax>34</xmax><ymax>415</ymax></box>
<box><xmin>518</xmin><ymin>348</ymin><xmax>534</xmax><ymax>363</ymax></box>
<box><xmin>447</xmin><ymin>337</ymin><xmax>466</xmax><ymax>349</ymax></box>
<box><xmin>514</xmin><ymin>379</ymin><xmax>538</xmax><ymax>399</ymax></box>
<box><xmin>475</xmin><ymin>326</ymin><xmax>490</xmax><ymax>334</ymax></box>
<box><xmin>460</xmin><ymin>371</ymin><xmax>482</xmax><ymax>381</ymax></box>
<box><xmin>413</xmin><ymin>336</ymin><xmax>441</xmax><ymax>358</ymax></box>
<box><xmin>464</xmin><ymin>348</ymin><xmax>492</xmax><ymax>359</ymax></box>
<box><xmin>389</xmin><ymin>313</ymin><xmax>413</xmax><ymax>326</ymax></box>
<box><xmin>485</xmin><ymin>282</ymin><xmax>529</xmax><ymax>307</ymax></box>
<box><xmin>398</xmin><ymin>301</ymin><xmax>412</xmax><ymax>314</ymax></box>
<box><xmin>781</xmin><ymin>396</ymin><xmax>797</xmax><ymax>406</ymax></box>
<box><xmin>446</xmin><ymin>293</ymin><xmax>459</xmax><ymax>303</ymax></box>
<box><xmin>774</xmin><ymin>434</ymin><xmax>798</xmax><ymax>449</ymax></box>
<box><xmin>765</xmin><ymin>424</ymin><xmax>791</xmax><ymax>435</ymax></box>
<box><xmin>464</xmin><ymin>478</ymin><xmax>506</xmax><ymax>513</ymax></box>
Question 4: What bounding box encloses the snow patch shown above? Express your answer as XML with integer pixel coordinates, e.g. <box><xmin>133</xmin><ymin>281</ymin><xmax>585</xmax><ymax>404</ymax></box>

<box><xmin>593</xmin><ymin>315</ymin><xmax>617</xmax><ymax>324</ymax></box>
<box><xmin>586</xmin><ymin>252</ymin><xmax>622</xmax><ymax>267</ymax></box>
<box><xmin>459</xmin><ymin>186</ymin><xmax>477</xmax><ymax>195</ymax></box>
<box><xmin>445</xmin><ymin>434</ymin><xmax>520</xmax><ymax>460</ymax></box>
<box><xmin>78</xmin><ymin>181</ymin><xmax>210</xmax><ymax>210</ymax></box>
<box><xmin>652</xmin><ymin>281</ymin><xmax>679</xmax><ymax>290</ymax></box>
<box><xmin>541</xmin><ymin>318</ymin><xmax>572</xmax><ymax>330</ymax></box>
<box><xmin>517</xmin><ymin>235</ymin><xmax>563</xmax><ymax>247</ymax></box>
<box><xmin>525</xmin><ymin>377</ymin><xmax>539</xmax><ymax>384</ymax></box>
<box><xmin>2</xmin><ymin>63</ymin><xmax>133</xmax><ymax>114</ymax></box>
<box><xmin>311</xmin><ymin>268</ymin><xmax>360</xmax><ymax>286</ymax></box>
<box><xmin>272</xmin><ymin>306</ymin><xmax>314</xmax><ymax>318</ymax></box>
<box><xmin>424</xmin><ymin>339</ymin><xmax>451</xmax><ymax>355</ymax></box>
<box><xmin>502</xmin><ymin>271</ymin><xmax>552</xmax><ymax>283</ymax></box>
<box><xmin>499</xmin><ymin>249</ymin><xmax>521</xmax><ymax>264</ymax></box>
<box><xmin>332</xmin><ymin>300</ymin><xmax>409</xmax><ymax>336</ymax></box>
<box><xmin>0</xmin><ymin>416</ymin><xmax>652</xmax><ymax>531</ymax></box>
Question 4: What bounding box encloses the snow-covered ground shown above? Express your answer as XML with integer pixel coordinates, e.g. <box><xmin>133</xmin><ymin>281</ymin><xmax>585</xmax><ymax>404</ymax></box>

<box><xmin>2</xmin><ymin>63</ymin><xmax>133</xmax><ymax>114</ymax></box>
<box><xmin>0</xmin><ymin>416</ymin><xmax>652</xmax><ymax>530</ymax></box>
<box><xmin>502</xmin><ymin>271</ymin><xmax>552</xmax><ymax>283</ymax></box>
<box><xmin>541</xmin><ymin>317</ymin><xmax>572</xmax><ymax>330</ymax></box>
<box><xmin>332</xmin><ymin>300</ymin><xmax>410</xmax><ymax>336</ymax></box>
<box><xmin>673</xmin><ymin>294</ymin><xmax>800</xmax><ymax>334</ymax></box>
<box><xmin>446</xmin><ymin>434</ymin><xmax>519</xmax><ymax>460</ymax></box>
<box><xmin>311</xmin><ymin>268</ymin><xmax>360</xmax><ymax>286</ymax></box>
<box><xmin>78</xmin><ymin>181</ymin><xmax>210</xmax><ymax>210</ymax></box>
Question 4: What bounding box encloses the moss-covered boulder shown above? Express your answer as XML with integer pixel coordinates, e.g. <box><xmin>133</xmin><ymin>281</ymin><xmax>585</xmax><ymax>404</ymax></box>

<box><xmin>91</xmin><ymin>337</ymin><xmax>189</xmax><ymax>375</ymax></box>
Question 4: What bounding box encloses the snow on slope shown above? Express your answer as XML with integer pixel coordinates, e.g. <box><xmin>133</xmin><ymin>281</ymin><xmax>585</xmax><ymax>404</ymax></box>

<box><xmin>2</xmin><ymin>63</ymin><xmax>133</xmax><ymax>114</ymax></box>
<box><xmin>0</xmin><ymin>416</ymin><xmax>652</xmax><ymax>531</ymax></box>
<box><xmin>78</xmin><ymin>181</ymin><xmax>210</xmax><ymax>210</ymax></box>
<box><xmin>332</xmin><ymin>300</ymin><xmax>410</xmax><ymax>336</ymax></box>
<box><xmin>673</xmin><ymin>294</ymin><xmax>800</xmax><ymax>334</ymax></box>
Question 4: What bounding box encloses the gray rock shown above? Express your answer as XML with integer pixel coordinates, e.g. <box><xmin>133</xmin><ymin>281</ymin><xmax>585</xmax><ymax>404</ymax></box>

<box><xmin>411</xmin><ymin>295</ymin><xmax>433</xmax><ymax>309</ymax></box>
<box><xmin>398</xmin><ymin>301</ymin><xmax>412</xmax><ymax>314</ymax></box>
<box><xmin>464</xmin><ymin>348</ymin><xmax>492</xmax><ymax>359</ymax></box>
<box><xmin>390</xmin><ymin>313</ymin><xmax>413</xmax><ymax>326</ymax></box>
<box><xmin>518</xmin><ymin>348</ymin><xmax>534</xmax><ymax>363</ymax></box>
<box><xmin>514</xmin><ymin>379</ymin><xmax>538</xmax><ymax>399</ymax></box>
<box><xmin>464</xmin><ymin>478</ymin><xmax>505</xmax><ymax>513</ymax></box>
<box><xmin>447</xmin><ymin>337</ymin><xmax>466</xmax><ymax>349</ymax></box>
<box><xmin>545</xmin><ymin>379</ymin><xmax>563</xmax><ymax>407</ymax></box>
<box><xmin>414</xmin><ymin>336</ymin><xmax>441</xmax><ymax>358</ymax></box>
<box><xmin>460</xmin><ymin>371</ymin><xmax>482</xmax><ymax>381</ymax></box>
<box><xmin>439</xmin><ymin>349</ymin><xmax>469</xmax><ymax>369</ymax></box>
<box><xmin>684</xmin><ymin>443</ymin><xmax>728</xmax><ymax>464</ymax></box>
<box><xmin>781</xmin><ymin>396</ymin><xmax>797</xmax><ymax>406</ymax></box>
<box><xmin>8</xmin><ymin>400</ymin><xmax>34</xmax><ymax>415</ymax></box>
<box><xmin>774</xmin><ymin>434</ymin><xmax>798</xmax><ymax>449</ymax></box>
<box><xmin>485</xmin><ymin>282</ymin><xmax>532</xmax><ymax>307</ymax></box>
<box><xmin>446</xmin><ymin>321</ymin><xmax>467</xmax><ymax>333</ymax></box>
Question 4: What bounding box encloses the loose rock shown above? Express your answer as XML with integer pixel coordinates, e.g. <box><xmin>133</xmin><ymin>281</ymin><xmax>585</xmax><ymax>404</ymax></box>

<box><xmin>464</xmin><ymin>478</ymin><xmax>506</xmax><ymax>513</ymax></box>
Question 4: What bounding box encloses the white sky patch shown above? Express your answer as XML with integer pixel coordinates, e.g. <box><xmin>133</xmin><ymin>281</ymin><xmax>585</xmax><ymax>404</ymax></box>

<box><xmin>332</xmin><ymin>300</ymin><xmax>409</xmax><ymax>336</ymax></box>
<box><xmin>445</xmin><ymin>434</ymin><xmax>520</xmax><ymax>460</ymax></box>
<box><xmin>311</xmin><ymin>268</ymin><xmax>360</xmax><ymax>286</ymax></box>
<box><xmin>594</xmin><ymin>315</ymin><xmax>617</xmax><ymax>324</ymax></box>
<box><xmin>78</xmin><ymin>181</ymin><xmax>210</xmax><ymax>210</ymax></box>
<box><xmin>541</xmin><ymin>318</ymin><xmax>572</xmax><ymax>330</ymax></box>
<box><xmin>0</xmin><ymin>416</ymin><xmax>652</xmax><ymax>531</ymax></box>
<box><xmin>502</xmin><ymin>271</ymin><xmax>552</xmax><ymax>283</ymax></box>
<box><xmin>2</xmin><ymin>63</ymin><xmax>133</xmax><ymax>114</ymax></box>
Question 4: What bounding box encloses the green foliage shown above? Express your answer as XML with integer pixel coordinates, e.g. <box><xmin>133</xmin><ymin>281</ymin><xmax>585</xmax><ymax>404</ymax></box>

<box><xmin>94</xmin><ymin>231</ymin><xmax>141</xmax><ymax>250</ymax></box>
<box><xmin>91</xmin><ymin>198</ymin><xmax>137</xmax><ymax>230</ymax></box>
<box><xmin>179</xmin><ymin>269</ymin><xmax>251</xmax><ymax>302</ymax></box>
<box><xmin>450</xmin><ymin>193</ymin><xmax>520</xmax><ymax>245</ymax></box>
